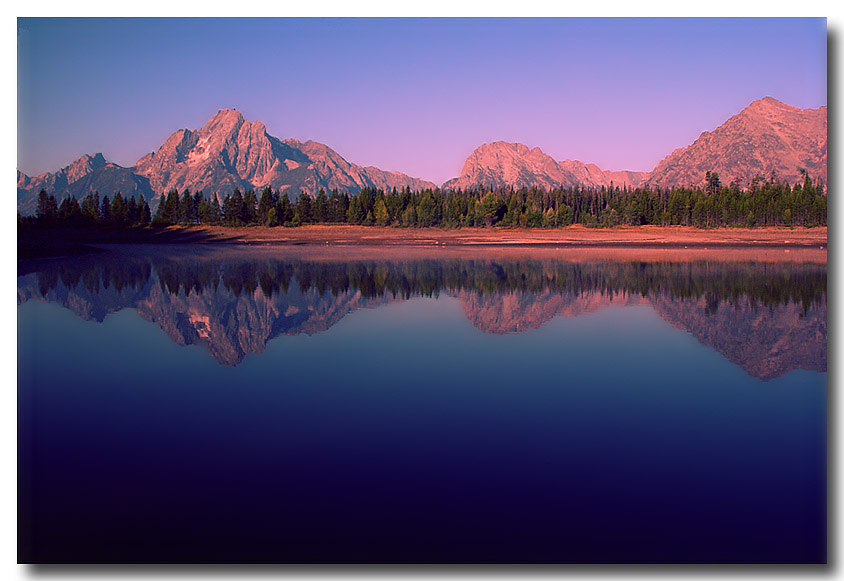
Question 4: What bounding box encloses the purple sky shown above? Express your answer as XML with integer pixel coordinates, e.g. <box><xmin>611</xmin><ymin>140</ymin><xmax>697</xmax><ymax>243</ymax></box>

<box><xmin>17</xmin><ymin>18</ymin><xmax>827</xmax><ymax>185</ymax></box>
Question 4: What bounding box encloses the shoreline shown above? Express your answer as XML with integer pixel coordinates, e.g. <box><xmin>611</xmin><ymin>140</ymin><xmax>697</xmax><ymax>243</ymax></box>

<box><xmin>152</xmin><ymin>224</ymin><xmax>829</xmax><ymax>247</ymax></box>
<box><xmin>18</xmin><ymin>224</ymin><xmax>827</xmax><ymax>260</ymax></box>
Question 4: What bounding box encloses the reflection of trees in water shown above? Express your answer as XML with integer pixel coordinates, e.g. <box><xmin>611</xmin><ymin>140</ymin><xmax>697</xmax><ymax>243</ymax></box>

<box><xmin>27</xmin><ymin>255</ymin><xmax>827</xmax><ymax>311</ymax></box>
<box><xmin>20</xmin><ymin>254</ymin><xmax>826</xmax><ymax>376</ymax></box>
<box><xmin>24</xmin><ymin>258</ymin><xmax>153</xmax><ymax>298</ymax></box>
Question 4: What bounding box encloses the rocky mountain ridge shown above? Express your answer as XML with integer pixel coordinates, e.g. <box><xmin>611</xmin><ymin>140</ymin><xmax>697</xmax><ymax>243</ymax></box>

<box><xmin>442</xmin><ymin>141</ymin><xmax>647</xmax><ymax>191</ymax></box>
<box><xmin>134</xmin><ymin>109</ymin><xmax>437</xmax><ymax>202</ymax></box>
<box><xmin>443</xmin><ymin>97</ymin><xmax>825</xmax><ymax>193</ymax></box>
<box><xmin>18</xmin><ymin>109</ymin><xmax>436</xmax><ymax>213</ymax></box>
<box><xmin>645</xmin><ymin>97</ymin><xmax>827</xmax><ymax>190</ymax></box>
<box><xmin>17</xmin><ymin>153</ymin><xmax>155</xmax><ymax>216</ymax></box>
<box><xmin>17</xmin><ymin>97</ymin><xmax>827</xmax><ymax>215</ymax></box>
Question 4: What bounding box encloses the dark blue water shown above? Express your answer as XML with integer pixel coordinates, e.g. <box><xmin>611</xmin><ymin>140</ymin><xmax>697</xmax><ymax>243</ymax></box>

<box><xmin>17</xmin><ymin>249</ymin><xmax>827</xmax><ymax>563</ymax></box>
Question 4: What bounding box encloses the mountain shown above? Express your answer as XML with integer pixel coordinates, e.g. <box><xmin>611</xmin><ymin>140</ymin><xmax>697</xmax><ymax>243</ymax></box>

<box><xmin>442</xmin><ymin>97</ymin><xmax>826</xmax><ymax>193</ymax></box>
<box><xmin>645</xmin><ymin>97</ymin><xmax>827</xmax><ymax>190</ymax></box>
<box><xmin>133</xmin><ymin>109</ymin><xmax>435</xmax><ymax>206</ymax></box>
<box><xmin>17</xmin><ymin>109</ymin><xmax>436</xmax><ymax>214</ymax></box>
<box><xmin>442</xmin><ymin>142</ymin><xmax>647</xmax><ymax>191</ymax></box>
<box><xmin>17</xmin><ymin>97</ymin><xmax>828</xmax><ymax>215</ymax></box>
<box><xmin>17</xmin><ymin>153</ymin><xmax>155</xmax><ymax>216</ymax></box>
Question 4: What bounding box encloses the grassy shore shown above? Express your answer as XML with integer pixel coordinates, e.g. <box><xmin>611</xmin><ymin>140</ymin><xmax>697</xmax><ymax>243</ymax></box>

<box><xmin>18</xmin><ymin>224</ymin><xmax>827</xmax><ymax>259</ymax></box>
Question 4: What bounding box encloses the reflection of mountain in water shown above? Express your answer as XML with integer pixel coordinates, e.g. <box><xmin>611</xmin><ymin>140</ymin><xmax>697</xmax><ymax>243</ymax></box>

<box><xmin>455</xmin><ymin>288</ymin><xmax>825</xmax><ymax>379</ymax></box>
<box><xmin>18</xmin><ymin>254</ymin><xmax>826</xmax><ymax>379</ymax></box>
<box><xmin>136</xmin><ymin>283</ymin><xmax>389</xmax><ymax>365</ymax></box>
<box><xmin>457</xmin><ymin>289</ymin><xmax>645</xmax><ymax>333</ymax></box>
<box><xmin>651</xmin><ymin>295</ymin><xmax>826</xmax><ymax>380</ymax></box>
<box><xmin>18</xmin><ymin>261</ymin><xmax>389</xmax><ymax>366</ymax></box>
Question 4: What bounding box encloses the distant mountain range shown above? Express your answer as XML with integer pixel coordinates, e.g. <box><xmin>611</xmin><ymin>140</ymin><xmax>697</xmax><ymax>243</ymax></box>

<box><xmin>445</xmin><ymin>97</ymin><xmax>826</xmax><ymax>193</ymax></box>
<box><xmin>17</xmin><ymin>97</ymin><xmax>827</xmax><ymax>215</ymax></box>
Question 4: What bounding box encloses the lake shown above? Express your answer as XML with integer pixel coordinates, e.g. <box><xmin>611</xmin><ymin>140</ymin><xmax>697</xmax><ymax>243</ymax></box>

<box><xmin>17</xmin><ymin>245</ymin><xmax>827</xmax><ymax>563</ymax></box>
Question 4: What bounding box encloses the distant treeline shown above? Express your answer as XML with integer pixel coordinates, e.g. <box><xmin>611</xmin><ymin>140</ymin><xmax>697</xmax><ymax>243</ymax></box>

<box><xmin>26</xmin><ymin>254</ymin><xmax>827</xmax><ymax>313</ymax></box>
<box><xmin>26</xmin><ymin>190</ymin><xmax>153</xmax><ymax>227</ymax></box>
<box><xmin>24</xmin><ymin>170</ymin><xmax>826</xmax><ymax>229</ymax></box>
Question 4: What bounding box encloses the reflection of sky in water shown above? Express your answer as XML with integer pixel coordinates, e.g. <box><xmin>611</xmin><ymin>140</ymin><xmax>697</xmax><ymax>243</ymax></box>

<box><xmin>18</xmin><ymin>280</ymin><xmax>826</xmax><ymax>563</ymax></box>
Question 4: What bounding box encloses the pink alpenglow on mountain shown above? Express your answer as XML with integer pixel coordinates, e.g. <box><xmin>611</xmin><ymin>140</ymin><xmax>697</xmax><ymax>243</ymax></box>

<box><xmin>133</xmin><ymin>109</ymin><xmax>436</xmax><ymax>206</ymax></box>
<box><xmin>17</xmin><ymin>109</ymin><xmax>437</xmax><ymax>214</ymax></box>
<box><xmin>16</xmin><ymin>97</ymin><xmax>828</xmax><ymax>216</ymax></box>
<box><xmin>443</xmin><ymin>97</ymin><xmax>825</xmax><ymax>193</ymax></box>
<box><xmin>442</xmin><ymin>141</ymin><xmax>647</xmax><ymax>192</ymax></box>
<box><xmin>645</xmin><ymin>97</ymin><xmax>827</xmax><ymax>190</ymax></box>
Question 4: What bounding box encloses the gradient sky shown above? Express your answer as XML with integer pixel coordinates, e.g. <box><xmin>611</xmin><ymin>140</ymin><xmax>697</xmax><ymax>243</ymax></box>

<box><xmin>17</xmin><ymin>17</ymin><xmax>827</xmax><ymax>185</ymax></box>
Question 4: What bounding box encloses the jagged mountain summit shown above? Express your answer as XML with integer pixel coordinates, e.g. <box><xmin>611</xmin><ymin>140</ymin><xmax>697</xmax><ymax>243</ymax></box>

<box><xmin>645</xmin><ymin>97</ymin><xmax>827</xmax><ymax>190</ymax></box>
<box><xmin>443</xmin><ymin>97</ymin><xmax>826</xmax><ymax>193</ymax></box>
<box><xmin>17</xmin><ymin>153</ymin><xmax>154</xmax><ymax>216</ymax></box>
<box><xmin>442</xmin><ymin>142</ymin><xmax>647</xmax><ymax>191</ymax></box>
<box><xmin>17</xmin><ymin>109</ymin><xmax>436</xmax><ymax>214</ymax></box>
<box><xmin>134</xmin><ymin>109</ymin><xmax>436</xmax><ymax>202</ymax></box>
<box><xmin>16</xmin><ymin>97</ymin><xmax>828</xmax><ymax>216</ymax></box>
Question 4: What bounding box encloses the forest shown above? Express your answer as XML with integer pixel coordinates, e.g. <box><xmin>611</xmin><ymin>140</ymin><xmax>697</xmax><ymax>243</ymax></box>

<box><xmin>25</xmin><ymin>170</ymin><xmax>827</xmax><ymax>230</ymax></box>
<box><xmin>25</xmin><ymin>254</ymin><xmax>827</xmax><ymax>313</ymax></box>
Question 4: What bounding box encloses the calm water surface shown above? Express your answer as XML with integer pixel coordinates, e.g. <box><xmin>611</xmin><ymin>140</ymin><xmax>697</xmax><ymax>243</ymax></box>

<box><xmin>17</xmin><ymin>246</ymin><xmax>827</xmax><ymax>563</ymax></box>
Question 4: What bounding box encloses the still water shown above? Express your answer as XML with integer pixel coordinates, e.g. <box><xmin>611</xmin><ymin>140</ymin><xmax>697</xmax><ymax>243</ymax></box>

<box><xmin>18</xmin><ymin>246</ymin><xmax>827</xmax><ymax>563</ymax></box>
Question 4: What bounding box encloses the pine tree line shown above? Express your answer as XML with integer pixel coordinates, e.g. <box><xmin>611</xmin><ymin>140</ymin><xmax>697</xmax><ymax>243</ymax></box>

<box><xmin>29</xmin><ymin>190</ymin><xmax>152</xmax><ymax>227</ymax></box>
<box><xmin>27</xmin><ymin>170</ymin><xmax>826</xmax><ymax>229</ymax></box>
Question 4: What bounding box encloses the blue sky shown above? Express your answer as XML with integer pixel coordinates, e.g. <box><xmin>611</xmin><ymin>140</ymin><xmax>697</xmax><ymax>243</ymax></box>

<box><xmin>17</xmin><ymin>17</ymin><xmax>827</xmax><ymax>185</ymax></box>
